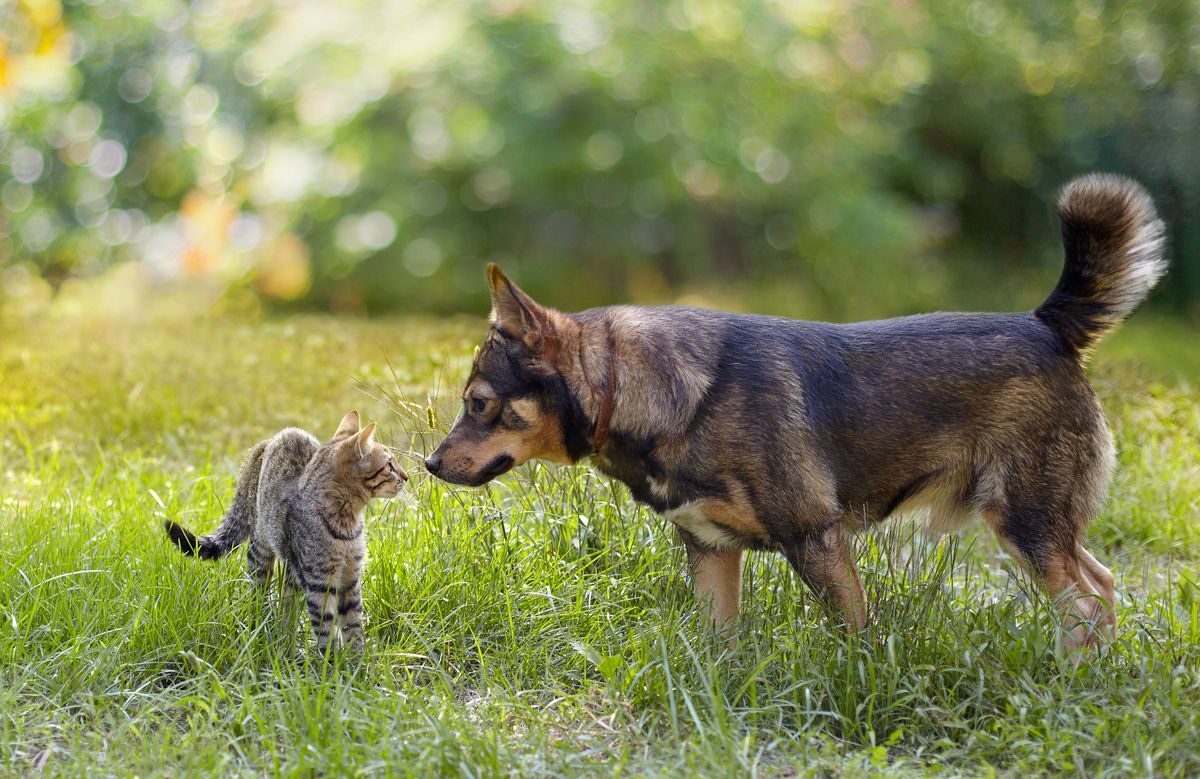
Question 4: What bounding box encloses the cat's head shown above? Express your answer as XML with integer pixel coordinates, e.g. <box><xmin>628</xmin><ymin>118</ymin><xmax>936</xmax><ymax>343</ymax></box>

<box><xmin>322</xmin><ymin>410</ymin><xmax>407</xmax><ymax>499</ymax></box>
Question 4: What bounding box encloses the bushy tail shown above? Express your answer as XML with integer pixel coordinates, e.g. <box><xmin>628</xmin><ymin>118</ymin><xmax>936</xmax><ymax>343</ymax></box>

<box><xmin>1035</xmin><ymin>173</ymin><xmax>1167</xmax><ymax>354</ymax></box>
<box><xmin>164</xmin><ymin>441</ymin><xmax>267</xmax><ymax>560</ymax></box>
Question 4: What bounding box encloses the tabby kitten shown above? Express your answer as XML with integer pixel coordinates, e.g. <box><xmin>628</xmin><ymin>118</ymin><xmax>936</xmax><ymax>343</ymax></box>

<box><xmin>165</xmin><ymin>411</ymin><xmax>406</xmax><ymax>653</ymax></box>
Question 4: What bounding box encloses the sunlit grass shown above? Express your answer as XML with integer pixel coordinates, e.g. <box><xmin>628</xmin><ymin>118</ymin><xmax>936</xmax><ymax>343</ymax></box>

<box><xmin>1</xmin><ymin>307</ymin><xmax>1198</xmax><ymax>776</ymax></box>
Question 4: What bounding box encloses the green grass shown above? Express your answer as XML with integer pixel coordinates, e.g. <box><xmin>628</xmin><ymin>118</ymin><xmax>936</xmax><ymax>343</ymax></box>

<box><xmin>1</xmin><ymin>304</ymin><xmax>1199</xmax><ymax>777</ymax></box>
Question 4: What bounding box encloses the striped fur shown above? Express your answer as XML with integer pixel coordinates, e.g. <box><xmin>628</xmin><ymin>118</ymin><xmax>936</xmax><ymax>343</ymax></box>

<box><xmin>165</xmin><ymin>411</ymin><xmax>407</xmax><ymax>654</ymax></box>
<box><xmin>166</xmin><ymin>441</ymin><xmax>267</xmax><ymax>559</ymax></box>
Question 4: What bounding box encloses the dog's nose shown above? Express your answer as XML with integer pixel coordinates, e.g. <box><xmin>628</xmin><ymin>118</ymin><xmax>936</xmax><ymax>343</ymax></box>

<box><xmin>424</xmin><ymin>454</ymin><xmax>442</xmax><ymax>475</ymax></box>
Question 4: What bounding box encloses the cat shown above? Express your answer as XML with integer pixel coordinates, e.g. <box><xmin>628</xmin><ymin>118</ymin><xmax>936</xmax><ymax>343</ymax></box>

<box><xmin>165</xmin><ymin>410</ymin><xmax>407</xmax><ymax>653</ymax></box>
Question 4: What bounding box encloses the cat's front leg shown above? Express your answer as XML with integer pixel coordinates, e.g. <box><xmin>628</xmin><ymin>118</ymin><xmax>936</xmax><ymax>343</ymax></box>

<box><xmin>337</xmin><ymin>580</ymin><xmax>364</xmax><ymax>652</ymax></box>
<box><xmin>303</xmin><ymin>584</ymin><xmax>338</xmax><ymax>657</ymax></box>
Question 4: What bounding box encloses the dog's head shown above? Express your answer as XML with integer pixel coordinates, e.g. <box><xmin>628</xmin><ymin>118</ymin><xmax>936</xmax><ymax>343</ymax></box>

<box><xmin>425</xmin><ymin>265</ymin><xmax>593</xmax><ymax>486</ymax></box>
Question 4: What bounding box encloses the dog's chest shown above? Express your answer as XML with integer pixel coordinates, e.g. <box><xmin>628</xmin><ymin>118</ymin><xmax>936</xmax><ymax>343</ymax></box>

<box><xmin>592</xmin><ymin>440</ymin><xmax>680</xmax><ymax>512</ymax></box>
<box><xmin>662</xmin><ymin>502</ymin><xmax>742</xmax><ymax>549</ymax></box>
<box><xmin>593</xmin><ymin>438</ymin><xmax>768</xmax><ymax>548</ymax></box>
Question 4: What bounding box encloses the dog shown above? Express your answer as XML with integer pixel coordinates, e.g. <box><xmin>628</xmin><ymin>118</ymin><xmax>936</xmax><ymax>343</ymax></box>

<box><xmin>424</xmin><ymin>174</ymin><xmax>1166</xmax><ymax>648</ymax></box>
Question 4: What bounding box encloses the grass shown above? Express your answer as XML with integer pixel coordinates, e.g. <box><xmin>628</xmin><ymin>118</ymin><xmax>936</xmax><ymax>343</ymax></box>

<box><xmin>1</xmin><ymin>299</ymin><xmax>1198</xmax><ymax>777</ymax></box>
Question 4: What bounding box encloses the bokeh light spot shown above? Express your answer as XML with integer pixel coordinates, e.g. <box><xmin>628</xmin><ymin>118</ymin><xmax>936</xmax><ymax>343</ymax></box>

<box><xmin>11</xmin><ymin>147</ymin><xmax>45</xmax><ymax>183</ymax></box>
<box><xmin>402</xmin><ymin>238</ymin><xmax>442</xmax><ymax>277</ymax></box>
<box><xmin>89</xmin><ymin>139</ymin><xmax>127</xmax><ymax>178</ymax></box>
<box><xmin>585</xmin><ymin>131</ymin><xmax>624</xmax><ymax>170</ymax></box>
<box><xmin>257</xmin><ymin>233</ymin><xmax>312</xmax><ymax>300</ymax></box>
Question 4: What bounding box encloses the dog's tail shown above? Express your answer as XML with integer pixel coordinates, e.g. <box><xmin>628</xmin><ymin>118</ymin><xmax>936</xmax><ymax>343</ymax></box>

<box><xmin>1035</xmin><ymin>173</ymin><xmax>1167</xmax><ymax>354</ymax></box>
<box><xmin>163</xmin><ymin>440</ymin><xmax>267</xmax><ymax>560</ymax></box>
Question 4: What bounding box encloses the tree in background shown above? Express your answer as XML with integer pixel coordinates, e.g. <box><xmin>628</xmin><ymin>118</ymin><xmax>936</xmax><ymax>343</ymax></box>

<box><xmin>1</xmin><ymin>0</ymin><xmax>1196</xmax><ymax>318</ymax></box>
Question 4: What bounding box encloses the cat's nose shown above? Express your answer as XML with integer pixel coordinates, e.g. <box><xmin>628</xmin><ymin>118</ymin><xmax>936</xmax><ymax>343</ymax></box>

<box><xmin>424</xmin><ymin>453</ymin><xmax>442</xmax><ymax>475</ymax></box>
<box><xmin>397</xmin><ymin>466</ymin><xmax>409</xmax><ymax>482</ymax></box>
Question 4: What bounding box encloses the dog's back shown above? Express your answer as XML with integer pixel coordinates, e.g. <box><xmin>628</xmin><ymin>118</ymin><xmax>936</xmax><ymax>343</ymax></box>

<box><xmin>804</xmin><ymin>311</ymin><xmax>1098</xmax><ymax>528</ymax></box>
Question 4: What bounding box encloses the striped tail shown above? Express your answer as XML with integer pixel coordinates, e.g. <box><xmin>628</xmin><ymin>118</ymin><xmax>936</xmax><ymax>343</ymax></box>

<box><xmin>163</xmin><ymin>441</ymin><xmax>267</xmax><ymax>560</ymax></box>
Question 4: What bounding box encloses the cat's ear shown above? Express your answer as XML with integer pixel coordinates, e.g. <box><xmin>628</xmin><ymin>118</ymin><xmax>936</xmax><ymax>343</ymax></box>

<box><xmin>487</xmin><ymin>264</ymin><xmax>553</xmax><ymax>348</ymax></box>
<box><xmin>333</xmin><ymin>410</ymin><xmax>360</xmax><ymax>440</ymax></box>
<box><xmin>354</xmin><ymin>421</ymin><xmax>377</xmax><ymax>457</ymax></box>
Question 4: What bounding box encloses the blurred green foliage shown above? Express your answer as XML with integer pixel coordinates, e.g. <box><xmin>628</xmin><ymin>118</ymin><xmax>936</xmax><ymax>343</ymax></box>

<box><xmin>1</xmin><ymin>0</ymin><xmax>1197</xmax><ymax>317</ymax></box>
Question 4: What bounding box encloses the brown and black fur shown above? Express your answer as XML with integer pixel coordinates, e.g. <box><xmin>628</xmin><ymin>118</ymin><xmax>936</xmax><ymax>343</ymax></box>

<box><xmin>426</xmin><ymin>174</ymin><xmax>1167</xmax><ymax>649</ymax></box>
<box><xmin>166</xmin><ymin>411</ymin><xmax>407</xmax><ymax>653</ymax></box>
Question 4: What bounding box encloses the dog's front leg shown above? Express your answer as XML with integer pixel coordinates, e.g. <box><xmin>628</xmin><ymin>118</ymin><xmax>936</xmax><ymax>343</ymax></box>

<box><xmin>683</xmin><ymin>536</ymin><xmax>743</xmax><ymax>632</ymax></box>
<box><xmin>782</xmin><ymin>525</ymin><xmax>868</xmax><ymax>630</ymax></box>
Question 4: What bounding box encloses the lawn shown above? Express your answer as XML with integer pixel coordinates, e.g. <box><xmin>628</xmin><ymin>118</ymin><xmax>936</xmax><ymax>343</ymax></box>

<box><xmin>1</xmin><ymin>300</ymin><xmax>1198</xmax><ymax>777</ymax></box>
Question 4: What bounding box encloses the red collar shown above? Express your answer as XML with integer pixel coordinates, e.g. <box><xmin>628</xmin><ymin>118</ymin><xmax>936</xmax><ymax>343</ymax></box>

<box><xmin>592</xmin><ymin>339</ymin><xmax>616</xmax><ymax>453</ymax></box>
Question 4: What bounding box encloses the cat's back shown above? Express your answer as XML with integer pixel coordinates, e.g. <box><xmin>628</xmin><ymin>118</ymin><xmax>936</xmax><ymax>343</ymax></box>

<box><xmin>259</xmin><ymin>427</ymin><xmax>319</xmax><ymax>500</ymax></box>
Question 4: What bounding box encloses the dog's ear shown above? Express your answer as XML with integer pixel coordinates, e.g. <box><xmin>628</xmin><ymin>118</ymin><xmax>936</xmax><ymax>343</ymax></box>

<box><xmin>332</xmin><ymin>410</ymin><xmax>360</xmax><ymax>440</ymax></box>
<box><xmin>487</xmin><ymin>264</ymin><xmax>554</xmax><ymax>350</ymax></box>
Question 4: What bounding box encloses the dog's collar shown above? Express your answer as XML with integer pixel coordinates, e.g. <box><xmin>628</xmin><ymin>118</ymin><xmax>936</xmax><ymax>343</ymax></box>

<box><xmin>591</xmin><ymin>329</ymin><xmax>617</xmax><ymax>453</ymax></box>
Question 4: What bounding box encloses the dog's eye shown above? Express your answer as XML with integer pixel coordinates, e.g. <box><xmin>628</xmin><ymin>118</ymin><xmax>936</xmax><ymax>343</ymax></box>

<box><xmin>470</xmin><ymin>397</ymin><xmax>488</xmax><ymax>417</ymax></box>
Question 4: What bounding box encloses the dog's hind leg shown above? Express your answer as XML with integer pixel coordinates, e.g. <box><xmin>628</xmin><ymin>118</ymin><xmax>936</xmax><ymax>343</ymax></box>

<box><xmin>981</xmin><ymin>426</ymin><xmax>1117</xmax><ymax>648</ymax></box>
<box><xmin>683</xmin><ymin>536</ymin><xmax>743</xmax><ymax>631</ymax></box>
<box><xmin>1076</xmin><ymin>542</ymin><xmax>1116</xmax><ymax>612</ymax></box>
<box><xmin>1020</xmin><ymin>538</ymin><xmax>1114</xmax><ymax>649</ymax></box>
<box><xmin>782</xmin><ymin>525</ymin><xmax>867</xmax><ymax>630</ymax></box>
<box><xmin>983</xmin><ymin>503</ymin><xmax>1115</xmax><ymax>649</ymax></box>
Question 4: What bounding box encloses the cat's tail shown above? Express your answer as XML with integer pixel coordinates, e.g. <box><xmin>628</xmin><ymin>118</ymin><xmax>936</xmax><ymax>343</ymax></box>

<box><xmin>164</xmin><ymin>441</ymin><xmax>267</xmax><ymax>560</ymax></box>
